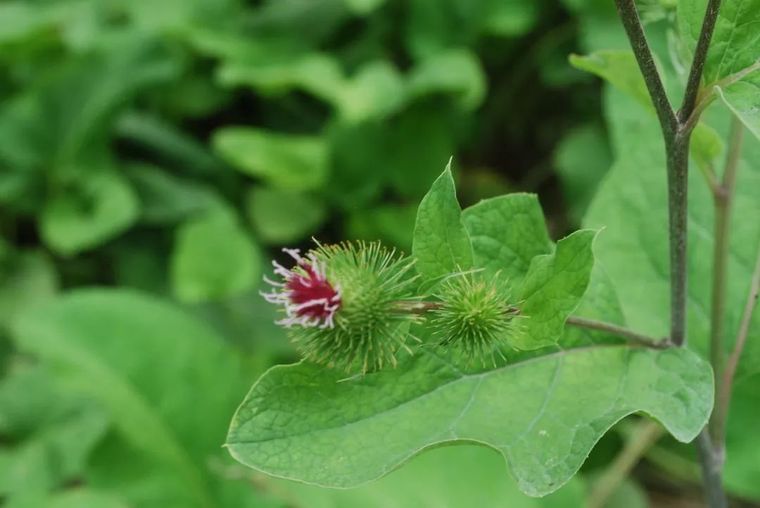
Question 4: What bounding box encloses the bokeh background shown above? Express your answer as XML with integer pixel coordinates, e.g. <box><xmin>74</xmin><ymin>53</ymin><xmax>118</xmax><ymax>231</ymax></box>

<box><xmin>0</xmin><ymin>0</ymin><xmax>727</xmax><ymax>507</ymax></box>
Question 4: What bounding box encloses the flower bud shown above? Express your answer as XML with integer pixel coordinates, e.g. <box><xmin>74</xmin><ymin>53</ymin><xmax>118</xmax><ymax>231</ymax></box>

<box><xmin>262</xmin><ymin>241</ymin><xmax>419</xmax><ymax>373</ymax></box>
<box><xmin>428</xmin><ymin>272</ymin><xmax>520</xmax><ymax>365</ymax></box>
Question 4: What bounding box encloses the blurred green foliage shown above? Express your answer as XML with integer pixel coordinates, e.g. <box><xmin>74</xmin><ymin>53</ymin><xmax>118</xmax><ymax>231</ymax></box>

<box><xmin>3</xmin><ymin>0</ymin><xmax>756</xmax><ymax>506</ymax></box>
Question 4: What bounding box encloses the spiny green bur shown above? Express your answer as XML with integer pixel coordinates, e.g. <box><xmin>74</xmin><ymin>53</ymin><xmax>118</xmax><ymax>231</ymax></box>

<box><xmin>429</xmin><ymin>272</ymin><xmax>520</xmax><ymax>364</ymax></box>
<box><xmin>292</xmin><ymin>242</ymin><xmax>418</xmax><ymax>374</ymax></box>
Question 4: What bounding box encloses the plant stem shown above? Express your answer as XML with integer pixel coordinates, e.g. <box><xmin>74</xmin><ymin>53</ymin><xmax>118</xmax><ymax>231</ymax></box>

<box><xmin>679</xmin><ymin>0</ymin><xmax>723</xmax><ymax>122</ymax></box>
<box><xmin>613</xmin><ymin>0</ymin><xmax>678</xmax><ymax>137</ymax></box>
<box><xmin>715</xmin><ymin>249</ymin><xmax>760</xmax><ymax>447</ymax></box>
<box><xmin>664</xmin><ymin>134</ymin><xmax>690</xmax><ymax>348</ymax></box>
<box><xmin>613</xmin><ymin>0</ymin><xmax>728</xmax><ymax>505</ymax></box>
<box><xmin>695</xmin><ymin>430</ymin><xmax>727</xmax><ymax>508</ymax></box>
<box><xmin>565</xmin><ymin>316</ymin><xmax>671</xmax><ymax>349</ymax></box>
<box><xmin>587</xmin><ymin>419</ymin><xmax>665</xmax><ymax>508</ymax></box>
<box><xmin>679</xmin><ymin>1</ymin><xmax>727</xmax><ymax>505</ymax></box>
<box><xmin>708</xmin><ymin>116</ymin><xmax>744</xmax><ymax>446</ymax></box>
<box><xmin>613</xmin><ymin>0</ymin><xmax>692</xmax><ymax>348</ymax></box>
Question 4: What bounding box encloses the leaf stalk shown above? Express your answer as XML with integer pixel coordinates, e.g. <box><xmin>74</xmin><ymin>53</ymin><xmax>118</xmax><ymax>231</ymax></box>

<box><xmin>565</xmin><ymin>316</ymin><xmax>671</xmax><ymax>349</ymax></box>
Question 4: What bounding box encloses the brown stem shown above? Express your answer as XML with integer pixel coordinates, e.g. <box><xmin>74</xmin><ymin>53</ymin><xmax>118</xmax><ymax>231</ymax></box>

<box><xmin>679</xmin><ymin>0</ymin><xmax>723</xmax><ymax>122</ymax></box>
<box><xmin>708</xmin><ymin>117</ymin><xmax>744</xmax><ymax>447</ymax></box>
<box><xmin>613</xmin><ymin>0</ymin><xmax>678</xmax><ymax>137</ymax></box>
<box><xmin>715</xmin><ymin>249</ymin><xmax>760</xmax><ymax>445</ymax></box>
<box><xmin>588</xmin><ymin>419</ymin><xmax>665</xmax><ymax>508</ymax></box>
<box><xmin>565</xmin><ymin>316</ymin><xmax>671</xmax><ymax>349</ymax></box>
<box><xmin>695</xmin><ymin>430</ymin><xmax>728</xmax><ymax>508</ymax></box>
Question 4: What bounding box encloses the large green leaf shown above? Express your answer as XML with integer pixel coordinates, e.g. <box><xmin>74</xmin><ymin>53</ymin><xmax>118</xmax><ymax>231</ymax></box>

<box><xmin>10</xmin><ymin>289</ymin><xmax>257</xmax><ymax>508</ymax></box>
<box><xmin>461</xmin><ymin>193</ymin><xmax>552</xmax><ymax>283</ymax></box>
<box><xmin>5</xmin><ymin>487</ymin><xmax>130</xmax><ymax>508</ymax></box>
<box><xmin>0</xmin><ymin>364</ymin><xmax>108</xmax><ymax>501</ymax></box>
<box><xmin>386</xmin><ymin>104</ymin><xmax>460</xmax><ymax>198</ymax></box>
<box><xmin>722</xmin><ymin>373</ymin><xmax>760</xmax><ymax>500</ymax></box>
<box><xmin>554</xmin><ymin>123</ymin><xmax>613</xmax><ymax>223</ymax></box>
<box><xmin>412</xmin><ymin>163</ymin><xmax>473</xmax><ymax>280</ymax></box>
<box><xmin>226</xmin><ymin>345</ymin><xmax>712</xmax><ymax>497</ymax></box>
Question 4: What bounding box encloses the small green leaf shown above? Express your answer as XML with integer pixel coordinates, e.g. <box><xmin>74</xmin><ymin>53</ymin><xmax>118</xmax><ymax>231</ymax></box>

<box><xmin>40</xmin><ymin>170</ymin><xmax>139</xmax><ymax>256</ymax></box>
<box><xmin>569</xmin><ymin>51</ymin><xmax>653</xmax><ymax>109</ymax></box>
<box><xmin>346</xmin><ymin>204</ymin><xmax>418</xmax><ymax>251</ymax></box>
<box><xmin>116</xmin><ymin>112</ymin><xmax>223</xmax><ymax>177</ymax></box>
<box><xmin>516</xmin><ymin>230</ymin><xmax>597</xmax><ymax>350</ymax></box>
<box><xmin>218</xmin><ymin>52</ymin><xmax>344</xmax><ymax>105</ymax></box>
<box><xmin>126</xmin><ymin>163</ymin><xmax>224</xmax><ymax>224</ymax></box>
<box><xmin>484</xmin><ymin>0</ymin><xmax>539</xmax><ymax>37</ymax></box>
<box><xmin>412</xmin><ymin>162</ymin><xmax>473</xmax><ymax>280</ymax></box>
<box><xmin>213</xmin><ymin>127</ymin><xmax>328</xmax><ymax>191</ymax></box>
<box><xmin>246</xmin><ymin>187</ymin><xmax>327</xmax><ymax>245</ymax></box>
<box><xmin>220</xmin><ymin>55</ymin><xmax>406</xmax><ymax>123</ymax></box>
<box><xmin>462</xmin><ymin>193</ymin><xmax>552</xmax><ymax>282</ymax></box>
<box><xmin>408</xmin><ymin>49</ymin><xmax>486</xmax><ymax>110</ymax></box>
<box><xmin>343</xmin><ymin>0</ymin><xmax>386</xmax><ymax>15</ymax></box>
<box><xmin>0</xmin><ymin>249</ymin><xmax>57</xmax><ymax>327</ymax></box>
<box><xmin>227</xmin><ymin>346</ymin><xmax>712</xmax><ymax>497</ymax></box>
<box><xmin>171</xmin><ymin>211</ymin><xmax>261</xmax><ymax>303</ymax></box>
<box><xmin>335</xmin><ymin>61</ymin><xmax>407</xmax><ymax>123</ymax></box>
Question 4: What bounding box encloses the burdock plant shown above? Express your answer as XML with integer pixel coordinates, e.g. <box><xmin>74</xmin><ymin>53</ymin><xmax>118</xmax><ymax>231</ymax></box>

<box><xmin>229</xmin><ymin>1</ymin><xmax>760</xmax><ymax>505</ymax></box>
